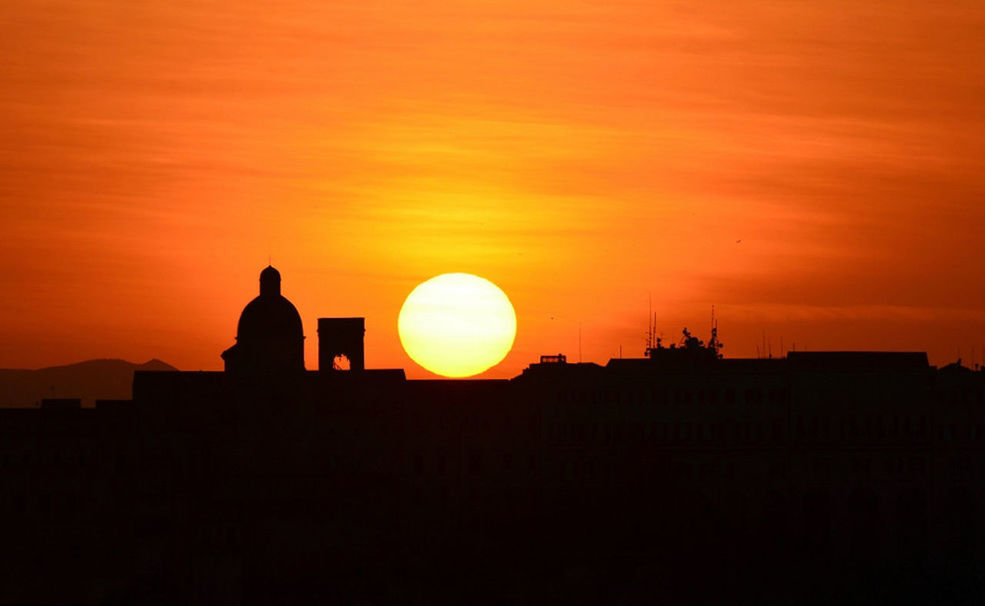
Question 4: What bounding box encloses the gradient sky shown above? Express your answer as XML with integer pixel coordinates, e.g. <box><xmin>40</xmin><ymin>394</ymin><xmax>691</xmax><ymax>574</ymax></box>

<box><xmin>2</xmin><ymin>1</ymin><xmax>984</xmax><ymax>376</ymax></box>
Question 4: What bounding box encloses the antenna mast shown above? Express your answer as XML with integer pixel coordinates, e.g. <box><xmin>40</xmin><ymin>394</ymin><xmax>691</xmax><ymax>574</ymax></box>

<box><xmin>647</xmin><ymin>293</ymin><xmax>653</xmax><ymax>352</ymax></box>
<box><xmin>709</xmin><ymin>305</ymin><xmax>722</xmax><ymax>357</ymax></box>
<box><xmin>579</xmin><ymin>322</ymin><xmax>583</xmax><ymax>363</ymax></box>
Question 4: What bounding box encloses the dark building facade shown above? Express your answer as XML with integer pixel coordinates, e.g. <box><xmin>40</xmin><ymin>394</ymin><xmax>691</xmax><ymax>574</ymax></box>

<box><xmin>1</xmin><ymin>269</ymin><xmax>984</xmax><ymax>604</ymax></box>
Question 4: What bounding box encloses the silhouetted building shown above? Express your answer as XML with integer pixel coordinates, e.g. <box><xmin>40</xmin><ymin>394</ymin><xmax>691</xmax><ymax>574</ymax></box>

<box><xmin>221</xmin><ymin>266</ymin><xmax>305</xmax><ymax>376</ymax></box>
<box><xmin>2</xmin><ymin>267</ymin><xmax>985</xmax><ymax>604</ymax></box>
<box><xmin>39</xmin><ymin>397</ymin><xmax>81</xmax><ymax>411</ymax></box>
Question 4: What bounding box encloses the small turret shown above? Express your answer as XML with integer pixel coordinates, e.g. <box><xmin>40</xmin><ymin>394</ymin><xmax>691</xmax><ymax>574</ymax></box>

<box><xmin>259</xmin><ymin>265</ymin><xmax>281</xmax><ymax>297</ymax></box>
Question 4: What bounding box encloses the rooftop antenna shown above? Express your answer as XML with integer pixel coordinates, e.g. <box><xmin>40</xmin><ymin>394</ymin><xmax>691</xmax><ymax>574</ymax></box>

<box><xmin>710</xmin><ymin>305</ymin><xmax>715</xmax><ymax>344</ymax></box>
<box><xmin>647</xmin><ymin>293</ymin><xmax>654</xmax><ymax>352</ymax></box>
<box><xmin>710</xmin><ymin>305</ymin><xmax>721</xmax><ymax>354</ymax></box>
<box><xmin>579</xmin><ymin>322</ymin><xmax>583</xmax><ymax>363</ymax></box>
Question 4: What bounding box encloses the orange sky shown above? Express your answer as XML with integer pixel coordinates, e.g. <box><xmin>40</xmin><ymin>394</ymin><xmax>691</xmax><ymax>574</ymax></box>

<box><xmin>2</xmin><ymin>1</ymin><xmax>984</xmax><ymax>376</ymax></box>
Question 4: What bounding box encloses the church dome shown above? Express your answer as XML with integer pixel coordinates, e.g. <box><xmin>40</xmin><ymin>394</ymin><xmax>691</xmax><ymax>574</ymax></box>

<box><xmin>222</xmin><ymin>265</ymin><xmax>305</xmax><ymax>374</ymax></box>
<box><xmin>237</xmin><ymin>265</ymin><xmax>303</xmax><ymax>343</ymax></box>
<box><xmin>237</xmin><ymin>293</ymin><xmax>303</xmax><ymax>343</ymax></box>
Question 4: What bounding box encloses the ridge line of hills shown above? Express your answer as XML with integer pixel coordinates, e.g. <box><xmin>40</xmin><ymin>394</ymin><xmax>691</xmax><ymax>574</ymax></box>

<box><xmin>0</xmin><ymin>358</ymin><xmax>178</xmax><ymax>407</ymax></box>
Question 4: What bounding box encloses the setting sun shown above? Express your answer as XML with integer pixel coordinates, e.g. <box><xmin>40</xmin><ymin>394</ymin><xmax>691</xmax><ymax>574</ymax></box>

<box><xmin>398</xmin><ymin>273</ymin><xmax>517</xmax><ymax>378</ymax></box>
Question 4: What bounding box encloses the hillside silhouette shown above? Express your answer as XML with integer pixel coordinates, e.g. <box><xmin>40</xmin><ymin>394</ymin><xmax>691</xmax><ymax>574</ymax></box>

<box><xmin>0</xmin><ymin>358</ymin><xmax>176</xmax><ymax>407</ymax></box>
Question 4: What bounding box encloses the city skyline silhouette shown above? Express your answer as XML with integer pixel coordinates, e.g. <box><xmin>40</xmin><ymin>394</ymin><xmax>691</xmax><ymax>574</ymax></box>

<box><xmin>0</xmin><ymin>266</ymin><xmax>982</xmax><ymax>603</ymax></box>
<box><xmin>2</xmin><ymin>1</ymin><xmax>985</xmax><ymax>603</ymax></box>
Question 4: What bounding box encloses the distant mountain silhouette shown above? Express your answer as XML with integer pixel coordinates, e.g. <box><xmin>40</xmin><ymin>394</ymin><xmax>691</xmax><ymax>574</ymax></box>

<box><xmin>0</xmin><ymin>358</ymin><xmax>176</xmax><ymax>407</ymax></box>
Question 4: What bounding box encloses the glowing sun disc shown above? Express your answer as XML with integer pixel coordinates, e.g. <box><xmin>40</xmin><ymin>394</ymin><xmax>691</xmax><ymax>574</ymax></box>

<box><xmin>398</xmin><ymin>273</ymin><xmax>517</xmax><ymax>378</ymax></box>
